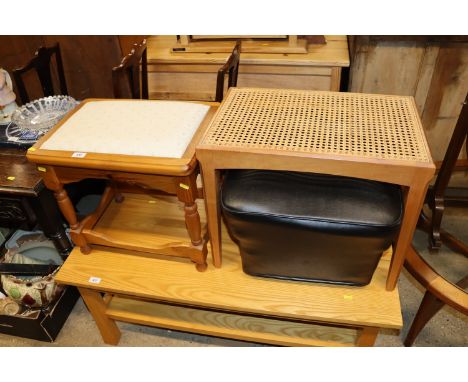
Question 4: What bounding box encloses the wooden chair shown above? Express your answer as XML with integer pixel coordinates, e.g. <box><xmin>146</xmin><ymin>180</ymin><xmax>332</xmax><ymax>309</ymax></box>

<box><xmin>425</xmin><ymin>93</ymin><xmax>468</xmax><ymax>253</ymax></box>
<box><xmin>404</xmin><ymin>245</ymin><xmax>467</xmax><ymax>346</ymax></box>
<box><xmin>404</xmin><ymin>94</ymin><xmax>468</xmax><ymax>346</ymax></box>
<box><xmin>215</xmin><ymin>41</ymin><xmax>241</xmax><ymax>102</ymax></box>
<box><xmin>112</xmin><ymin>39</ymin><xmax>148</xmax><ymax>99</ymax></box>
<box><xmin>13</xmin><ymin>43</ymin><xmax>68</xmax><ymax>104</ymax></box>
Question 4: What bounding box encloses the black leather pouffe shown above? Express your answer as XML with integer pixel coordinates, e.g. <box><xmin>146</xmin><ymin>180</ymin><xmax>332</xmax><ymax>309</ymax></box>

<box><xmin>221</xmin><ymin>170</ymin><xmax>403</xmax><ymax>286</ymax></box>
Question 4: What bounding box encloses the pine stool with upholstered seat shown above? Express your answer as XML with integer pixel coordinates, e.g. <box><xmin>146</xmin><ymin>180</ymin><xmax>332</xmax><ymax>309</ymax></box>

<box><xmin>27</xmin><ymin>99</ymin><xmax>218</xmax><ymax>271</ymax></box>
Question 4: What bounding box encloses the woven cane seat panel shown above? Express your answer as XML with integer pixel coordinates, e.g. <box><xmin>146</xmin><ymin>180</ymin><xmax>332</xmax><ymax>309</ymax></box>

<box><xmin>203</xmin><ymin>88</ymin><xmax>431</xmax><ymax>162</ymax></box>
<box><xmin>42</xmin><ymin>100</ymin><xmax>210</xmax><ymax>158</ymax></box>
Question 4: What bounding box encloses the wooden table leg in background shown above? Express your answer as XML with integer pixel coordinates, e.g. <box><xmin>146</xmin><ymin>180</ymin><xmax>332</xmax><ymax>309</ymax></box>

<box><xmin>78</xmin><ymin>287</ymin><xmax>121</xmax><ymax>346</ymax></box>
<box><xmin>386</xmin><ymin>182</ymin><xmax>430</xmax><ymax>291</ymax></box>
<box><xmin>41</xmin><ymin>166</ymin><xmax>91</xmax><ymax>254</ymax></box>
<box><xmin>356</xmin><ymin>327</ymin><xmax>379</xmax><ymax>347</ymax></box>
<box><xmin>200</xmin><ymin>164</ymin><xmax>222</xmax><ymax>268</ymax></box>
<box><xmin>28</xmin><ymin>188</ymin><xmax>72</xmax><ymax>254</ymax></box>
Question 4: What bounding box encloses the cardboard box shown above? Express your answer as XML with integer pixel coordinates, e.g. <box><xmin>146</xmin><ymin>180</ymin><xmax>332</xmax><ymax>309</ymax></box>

<box><xmin>0</xmin><ymin>285</ymin><xmax>79</xmax><ymax>342</ymax></box>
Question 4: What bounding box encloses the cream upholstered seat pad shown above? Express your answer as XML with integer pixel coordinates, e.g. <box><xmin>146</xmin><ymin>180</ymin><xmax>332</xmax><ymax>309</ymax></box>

<box><xmin>41</xmin><ymin>100</ymin><xmax>210</xmax><ymax>158</ymax></box>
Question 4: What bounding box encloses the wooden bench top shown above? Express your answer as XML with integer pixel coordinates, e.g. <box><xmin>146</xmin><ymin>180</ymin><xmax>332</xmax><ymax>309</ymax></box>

<box><xmin>55</xmin><ymin>194</ymin><xmax>402</xmax><ymax>330</ymax></box>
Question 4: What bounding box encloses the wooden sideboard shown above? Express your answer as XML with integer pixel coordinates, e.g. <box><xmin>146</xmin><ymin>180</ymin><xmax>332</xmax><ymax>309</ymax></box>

<box><xmin>147</xmin><ymin>35</ymin><xmax>350</xmax><ymax>100</ymax></box>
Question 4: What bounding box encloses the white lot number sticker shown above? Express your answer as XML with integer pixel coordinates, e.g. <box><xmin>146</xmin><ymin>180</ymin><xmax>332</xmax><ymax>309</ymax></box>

<box><xmin>88</xmin><ymin>277</ymin><xmax>102</xmax><ymax>284</ymax></box>
<box><xmin>72</xmin><ymin>152</ymin><xmax>87</xmax><ymax>158</ymax></box>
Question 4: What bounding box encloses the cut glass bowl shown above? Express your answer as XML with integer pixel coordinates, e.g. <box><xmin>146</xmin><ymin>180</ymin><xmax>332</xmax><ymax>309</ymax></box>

<box><xmin>8</xmin><ymin>95</ymin><xmax>77</xmax><ymax>142</ymax></box>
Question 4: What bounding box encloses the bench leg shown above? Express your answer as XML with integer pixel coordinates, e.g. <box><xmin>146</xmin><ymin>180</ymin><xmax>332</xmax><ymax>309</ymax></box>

<box><xmin>356</xmin><ymin>327</ymin><xmax>379</xmax><ymax>347</ymax></box>
<box><xmin>79</xmin><ymin>287</ymin><xmax>121</xmax><ymax>345</ymax></box>
<box><xmin>387</xmin><ymin>183</ymin><xmax>428</xmax><ymax>291</ymax></box>
<box><xmin>199</xmin><ymin>166</ymin><xmax>222</xmax><ymax>268</ymax></box>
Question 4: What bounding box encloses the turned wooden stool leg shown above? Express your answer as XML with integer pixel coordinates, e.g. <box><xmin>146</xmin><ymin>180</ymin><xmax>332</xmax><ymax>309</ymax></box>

<box><xmin>79</xmin><ymin>287</ymin><xmax>121</xmax><ymax>345</ymax></box>
<box><xmin>184</xmin><ymin>202</ymin><xmax>202</xmax><ymax>245</ymax></box>
<box><xmin>174</xmin><ymin>173</ymin><xmax>206</xmax><ymax>271</ymax></box>
<box><xmin>175</xmin><ymin>174</ymin><xmax>202</xmax><ymax>246</ymax></box>
<box><xmin>41</xmin><ymin>167</ymin><xmax>91</xmax><ymax>254</ymax></box>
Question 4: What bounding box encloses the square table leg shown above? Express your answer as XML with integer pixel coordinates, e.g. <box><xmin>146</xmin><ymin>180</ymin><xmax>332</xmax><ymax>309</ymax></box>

<box><xmin>356</xmin><ymin>327</ymin><xmax>379</xmax><ymax>346</ymax></box>
<box><xmin>200</xmin><ymin>164</ymin><xmax>222</xmax><ymax>268</ymax></box>
<box><xmin>78</xmin><ymin>287</ymin><xmax>121</xmax><ymax>345</ymax></box>
<box><xmin>386</xmin><ymin>182</ymin><xmax>429</xmax><ymax>291</ymax></box>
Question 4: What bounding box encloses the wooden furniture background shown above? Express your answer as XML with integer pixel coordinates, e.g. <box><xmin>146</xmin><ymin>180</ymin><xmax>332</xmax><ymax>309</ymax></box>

<box><xmin>425</xmin><ymin>93</ymin><xmax>468</xmax><ymax>251</ymax></box>
<box><xmin>348</xmin><ymin>36</ymin><xmax>468</xmax><ymax>174</ymax></box>
<box><xmin>2</xmin><ymin>35</ymin><xmax>465</xmax><ymax>171</ymax></box>
<box><xmin>0</xmin><ymin>147</ymin><xmax>72</xmax><ymax>253</ymax></box>
<box><xmin>27</xmin><ymin>99</ymin><xmax>218</xmax><ymax>271</ymax></box>
<box><xmin>172</xmin><ymin>35</ymin><xmax>311</xmax><ymax>54</ymax></box>
<box><xmin>112</xmin><ymin>39</ymin><xmax>149</xmax><ymax>99</ymax></box>
<box><xmin>196</xmin><ymin>88</ymin><xmax>436</xmax><ymax>291</ymax></box>
<box><xmin>0</xmin><ymin>36</ymin><xmax>132</xmax><ymax>103</ymax></box>
<box><xmin>146</xmin><ymin>35</ymin><xmax>349</xmax><ymax>101</ymax></box>
<box><xmin>55</xmin><ymin>194</ymin><xmax>402</xmax><ymax>347</ymax></box>
<box><xmin>404</xmin><ymin>245</ymin><xmax>467</xmax><ymax>346</ymax></box>
<box><xmin>215</xmin><ymin>41</ymin><xmax>241</xmax><ymax>102</ymax></box>
<box><xmin>117</xmin><ymin>36</ymin><xmax>147</xmax><ymax>56</ymax></box>
<box><xmin>12</xmin><ymin>43</ymin><xmax>68</xmax><ymax>104</ymax></box>
<box><xmin>403</xmin><ymin>94</ymin><xmax>468</xmax><ymax>345</ymax></box>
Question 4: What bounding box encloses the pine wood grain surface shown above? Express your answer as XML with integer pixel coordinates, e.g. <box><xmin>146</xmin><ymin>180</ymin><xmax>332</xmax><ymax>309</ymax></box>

<box><xmin>56</xmin><ymin>194</ymin><xmax>402</xmax><ymax>329</ymax></box>
<box><xmin>87</xmin><ymin>194</ymin><xmax>205</xmax><ymax>254</ymax></box>
<box><xmin>107</xmin><ymin>296</ymin><xmax>358</xmax><ymax>346</ymax></box>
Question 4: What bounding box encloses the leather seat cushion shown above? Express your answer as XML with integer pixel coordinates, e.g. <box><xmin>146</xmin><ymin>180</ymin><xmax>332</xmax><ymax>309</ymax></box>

<box><xmin>221</xmin><ymin>170</ymin><xmax>403</xmax><ymax>286</ymax></box>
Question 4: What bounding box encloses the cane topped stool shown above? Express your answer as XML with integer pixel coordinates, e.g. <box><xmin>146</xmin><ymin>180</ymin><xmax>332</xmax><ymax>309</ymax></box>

<box><xmin>196</xmin><ymin>88</ymin><xmax>436</xmax><ymax>290</ymax></box>
<box><xmin>27</xmin><ymin>99</ymin><xmax>218</xmax><ymax>271</ymax></box>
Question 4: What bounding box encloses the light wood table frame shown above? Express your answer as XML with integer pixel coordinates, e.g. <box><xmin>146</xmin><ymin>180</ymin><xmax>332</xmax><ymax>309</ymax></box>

<box><xmin>55</xmin><ymin>194</ymin><xmax>402</xmax><ymax>347</ymax></box>
<box><xmin>196</xmin><ymin>88</ymin><xmax>436</xmax><ymax>291</ymax></box>
<box><xmin>27</xmin><ymin>99</ymin><xmax>218</xmax><ymax>271</ymax></box>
